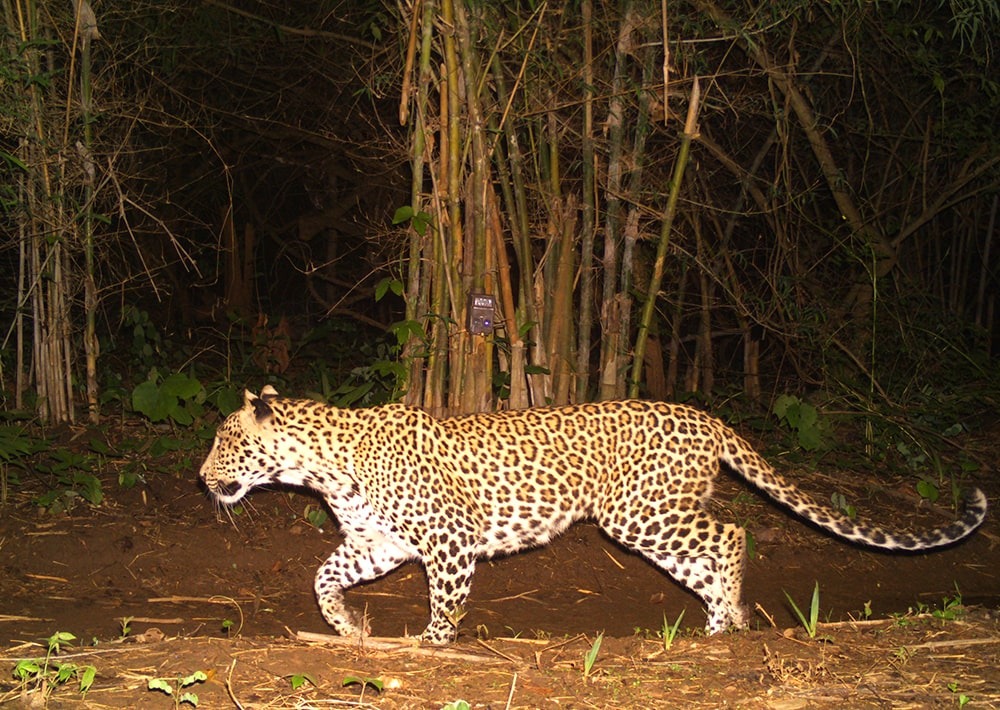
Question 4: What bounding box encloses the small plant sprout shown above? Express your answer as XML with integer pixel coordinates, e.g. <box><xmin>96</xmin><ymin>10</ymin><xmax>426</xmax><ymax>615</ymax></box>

<box><xmin>830</xmin><ymin>491</ymin><xmax>857</xmax><ymax>519</ymax></box>
<box><xmin>13</xmin><ymin>632</ymin><xmax>97</xmax><ymax>702</ymax></box>
<box><xmin>784</xmin><ymin>582</ymin><xmax>822</xmax><ymax>639</ymax></box>
<box><xmin>947</xmin><ymin>682</ymin><xmax>971</xmax><ymax>707</ymax></box>
<box><xmin>773</xmin><ymin>394</ymin><xmax>823</xmax><ymax>450</ymax></box>
<box><xmin>744</xmin><ymin>528</ymin><xmax>757</xmax><ymax>560</ymax></box>
<box><xmin>119</xmin><ymin>616</ymin><xmax>133</xmax><ymax>639</ymax></box>
<box><xmin>303</xmin><ymin>503</ymin><xmax>329</xmax><ymax>529</ymax></box>
<box><xmin>916</xmin><ymin>478</ymin><xmax>940</xmax><ymax>503</ymax></box>
<box><xmin>147</xmin><ymin>670</ymin><xmax>208</xmax><ymax>708</ymax></box>
<box><xmin>221</xmin><ymin>619</ymin><xmax>234</xmax><ymax>636</ymax></box>
<box><xmin>342</xmin><ymin>675</ymin><xmax>384</xmax><ymax>702</ymax></box>
<box><xmin>933</xmin><ymin>588</ymin><xmax>965</xmax><ymax>622</ymax></box>
<box><xmin>440</xmin><ymin>702</ymin><xmax>471</xmax><ymax>710</ymax></box>
<box><xmin>287</xmin><ymin>672</ymin><xmax>317</xmax><ymax>690</ymax></box>
<box><xmin>444</xmin><ymin>605</ymin><xmax>467</xmax><ymax>634</ymax></box>
<box><xmin>583</xmin><ymin>632</ymin><xmax>603</xmax><ymax>679</ymax></box>
<box><xmin>661</xmin><ymin>609</ymin><xmax>686</xmax><ymax>650</ymax></box>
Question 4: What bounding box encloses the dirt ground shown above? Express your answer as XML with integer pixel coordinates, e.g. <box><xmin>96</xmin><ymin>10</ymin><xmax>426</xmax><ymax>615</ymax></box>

<box><xmin>1</xmin><ymin>425</ymin><xmax>998</xmax><ymax>708</ymax></box>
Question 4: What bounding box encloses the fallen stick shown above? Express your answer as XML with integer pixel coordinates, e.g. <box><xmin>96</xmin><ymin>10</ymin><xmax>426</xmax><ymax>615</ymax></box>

<box><xmin>905</xmin><ymin>636</ymin><xmax>1000</xmax><ymax>651</ymax></box>
<box><xmin>293</xmin><ymin>629</ymin><xmax>503</xmax><ymax>663</ymax></box>
<box><xmin>147</xmin><ymin>595</ymin><xmax>249</xmax><ymax>605</ymax></box>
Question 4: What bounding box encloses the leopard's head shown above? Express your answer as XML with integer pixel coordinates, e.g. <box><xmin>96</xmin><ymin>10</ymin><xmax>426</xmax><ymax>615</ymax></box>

<box><xmin>199</xmin><ymin>386</ymin><xmax>281</xmax><ymax>504</ymax></box>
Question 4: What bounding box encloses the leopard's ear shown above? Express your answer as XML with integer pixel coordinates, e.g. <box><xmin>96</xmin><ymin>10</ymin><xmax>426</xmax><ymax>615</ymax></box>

<box><xmin>243</xmin><ymin>389</ymin><xmax>275</xmax><ymax>424</ymax></box>
<box><xmin>260</xmin><ymin>384</ymin><xmax>279</xmax><ymax>401</ymax></box>
<box><xmin>251</xmin><ymin>396</ymin><xmax>274</xmax><ymax>423</ymax></box>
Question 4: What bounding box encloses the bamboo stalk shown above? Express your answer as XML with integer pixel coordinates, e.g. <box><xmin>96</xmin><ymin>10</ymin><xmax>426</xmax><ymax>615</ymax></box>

<box><xmin>69</xmin><ymin>0</ymin><xmax>101</xmax><ymax>423</ymax></box>
<box><xmin>491</xmin><ymin>55</ymin><xmax>547</xmax><ymax>406</ymax></box>
<box><xmin>575</xmin><ymin>0</ymin><xmax>596</xmax><ymax>401</ymax></box>
<box><xmin>440</xmin><ymin>0</ymin><xmax>465</xmax><ymax>413</ymax></box>
<box><xmin>975</xmin><ymin>194</ymin><xmax>998</xmax><ymax>331</ymax></box>
<box><xmin>597</xmin><ymin>3</ymin><xmax>636</xmax><ymax>400</ymax></box>
<box><xmin>11</xmin><ymin>0</ymin><xmax>75</xmax><ymax>423</ymax></box>
<box><xmin>423</xmin><ymin>55</ymin><xmax>449</xmax><ymax>413</ymax></box>
<box><xmin>405</xmin><ymin>0</ymin><xmax>434</xmax><ymax>409</ymax></box>
<box><xmin>629</xmin><ymin>77</ymin><xmax>701</xmax><ymax>399</ymax></box>
<box><xmin>617</xmin><ymin>54</ymin><xmax>654</xmax><ymax>397</ymax></box>
<box><xmin>454</xmin><ymin>0</ymin><xmax>493</xmax><ymax>413</ymax></box>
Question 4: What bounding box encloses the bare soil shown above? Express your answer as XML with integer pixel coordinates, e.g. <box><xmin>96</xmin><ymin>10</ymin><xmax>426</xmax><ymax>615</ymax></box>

<box><xmin>1</xmin><ymin>427</ymin><xmax>998</xmax><ymax>708</ymax></box>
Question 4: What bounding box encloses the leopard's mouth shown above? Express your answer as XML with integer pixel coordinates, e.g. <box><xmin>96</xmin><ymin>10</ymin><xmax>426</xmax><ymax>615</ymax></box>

<box><xmin>209</xmin><ymin>479</ymin><xmax>246</xmax><ymax>503</ymax></box>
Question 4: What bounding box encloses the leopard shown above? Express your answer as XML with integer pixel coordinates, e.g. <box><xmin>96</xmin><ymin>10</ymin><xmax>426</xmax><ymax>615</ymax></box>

<box><xmin>198</xmin><ymin>386</ymin><xmax>987</xmax><ymax>644</ymax></box>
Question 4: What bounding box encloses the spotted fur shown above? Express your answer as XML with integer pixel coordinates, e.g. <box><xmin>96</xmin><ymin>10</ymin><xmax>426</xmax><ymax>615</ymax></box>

<box><xmin>199</xmin><ymin>387</ymin><xmax>987</xmax><ymax>644</ymax></box>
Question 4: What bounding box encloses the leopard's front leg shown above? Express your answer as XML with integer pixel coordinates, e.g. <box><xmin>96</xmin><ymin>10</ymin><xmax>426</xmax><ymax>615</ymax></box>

<box><xmin>419</xmin><ymin>550</ymin><xmax>477</xmax><ymax>645</ymax></box>
<box><xmin>314</xmin><ymin>537</ymin><xmax>411</xmax><ymax>637</ymax></box>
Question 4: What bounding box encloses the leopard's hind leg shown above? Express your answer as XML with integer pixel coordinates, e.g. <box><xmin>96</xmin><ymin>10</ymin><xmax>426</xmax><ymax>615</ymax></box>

<box><xmin>600</xmin><ymin>508</ymin><xmax>749</xmax><ymax>633</ymax></box>
<box><xmin>655</xmin><ymin>544</ymin><xmax>749</xmax><ymax>632</ymax></box>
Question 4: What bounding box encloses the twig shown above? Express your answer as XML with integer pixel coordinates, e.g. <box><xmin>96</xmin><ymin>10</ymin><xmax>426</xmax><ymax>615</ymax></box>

<box><xmin>482</xmin><ymin>589</ymin><xmax>541</xmax><ymax>603</ymax></box>
<box><xmin>0</xmin><ymin>615</ymin><xmax>47</xmax><ymax>623</ymax></box>
<box><xmin>475</xmin><ymin>638</ymin><xmax>522</xmax><ymax>663</ymax></box>
<box><xmin>812</xmin><ymin>617</ymin><xmax>897</xmax><ymax>631</ymax></box>
<box><xmin>504</xmin><ymin>671</ymin><xmax>518</xmax><ymax>710</ymax></box>
<box><xmin>123</xmin><ymin>617</ymin><xmax>184</xmax><ymax>625</ymax></box>
<box><xmin>755</xmin><ymin>602</ymin><xmax>777</xmax><ymax>629</ymax></box>
<box><xmin>25</xmin><ymin>573</ymin><xmax>68</xmax><ymax>583</ymax></box>
<box><xmin>147</xmin><ymin>595</ymin><xmax>250</xmax><ymax>605</ymax></box>
<box><xmin>225</xmin><ymin>658</ymin><xmax>245</xmax><ymax>710</ymax></box>
<box><xmin>905</xmin><ymin>636</ymin><xmax>1000</xmax><ymax>651</ymax></box>
<box><xmin>601</xmin><ymin>547</ymin><xmax>625</xmax><ymax>570</ymax></box>
<box><xmin>293</xmin><ymin>630</ymin><xmax>500</xmax><ymax>663</ymax></box>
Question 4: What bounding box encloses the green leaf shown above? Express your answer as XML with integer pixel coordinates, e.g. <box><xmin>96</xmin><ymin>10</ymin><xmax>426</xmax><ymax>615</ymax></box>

<box><xmin>55</xmin><ymin>662</ymin><xmax>77</xmax><ymax>684</ymax></box>
<box><xmin>79</xmin><ymin>665</ymin><xmax>97</xmax><ymax>693</ymax></box>
<box><xmin>343</xmin><ymin>675</ymin><xmax>384</xmax><ymax>692</ymax></box>
<box><xmin>941</xmin><ymin>422</ymin><xmax>964</xmax><ymax>437</ymax></box>
<box><xmin>412</xmin><ymin>210</ymin><xmax>433</xmax><ymax>235</ymax></box>
<box><xmin>0</xmin><ymin>150</ymin><xmax>28</xmax><ymax>171</ymax></box>
<box><xmin>391</xmin><ymin>205</ymin><xmax>415</xmax><ymax>225</ymax></box>
<box><xmin>132</xmin><ymin>380</ymin><xmax>169</xmax><ymax>422</ymax></box>
<box><xmin>798</xmin><ymin>422</ymin><xmax>823</xmax><ymax>451</ymax></box>
<box><xmin>74</xmin><ymin>472</ymin><xmax>104</xmax><ymax>505</ymax></box>
<box><xmin>180</xmin><ymin>670</ymin><xmax>208</xmax><ymax>687</ymax></box>
<box><xmin>48</xmin><ymin>631</ymin><xmax>76</xmax><ymax>651</ymax></box>
<box><xmin>916</xmin><ymin>479</ymin><xmax>940</xmax><ymax>503</ymax></box>
<box><xmin>212</xmin><ymin>387</ymin><xmax>242</xmax><ymax>416</ymax></box>
<box><xmin>289</xmin><ymin>672</ymin><xmax>317</xmax><ymax>690</ymax></box>
<box><xmin>0</xmin><ymin>425</ymin><xmax>33</xmax><ymax>462</ymax></box>
<box><xmin>161</xmin><ymin>372</ymin><xmax>203</xmax><ymax>400</ymax></box>
<box><xmin>88</xmin><ymin>437</ymin><xmax>112</xmax><ymax>455</ymax></box>
<box><xmin>13</xmin><ymin>659</ymin><xmax>41</xmax><ymax>679</ymax></box>
<box><xmin>148</xmin><ymin>678</ymin><xmax>174</xmax><ymax>695</ymax></box>
<box><xmin>389</xmin><ymin>319</ymin><xmax>427</xmax><ymax>345</ymax></box>
<box><xmin>170</xmin><ymin>405</ymin><xmax>194</xmax><ymax>426</ymax></box>
<box><xmin>773</xmin><ymin>393</ymin><xmax>796</xmax><ymax>419</ymax></box>
<box><xmin>797</xmin><ymin>402</ymin><xmax>818</xmax><ymax>429</ymax></box>
<box><xmin>375</xmin><ymin>277</ymin><xmax>403</xmax><ymax>302</ymax></box>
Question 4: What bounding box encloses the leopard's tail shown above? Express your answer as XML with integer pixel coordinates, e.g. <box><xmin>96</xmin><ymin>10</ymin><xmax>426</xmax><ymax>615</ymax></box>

<box><xmin>721</xmin><ymin>432</ymin><xmax>988</xmax><ymax>551</ymax></box>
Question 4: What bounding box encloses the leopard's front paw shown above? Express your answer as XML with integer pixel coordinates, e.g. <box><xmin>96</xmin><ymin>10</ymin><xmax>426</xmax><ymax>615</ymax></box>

<box><xmin>418</xmin><ymin>622</ymin><xmax>457</xmax><ymax>646</ymax></box>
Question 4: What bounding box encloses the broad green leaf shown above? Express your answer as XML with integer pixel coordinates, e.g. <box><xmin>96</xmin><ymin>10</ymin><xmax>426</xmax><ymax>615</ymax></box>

<box><xmin>392</xmin><ymin>205</ymin><xmax>415</xmax><ymax>225</ymax></box>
